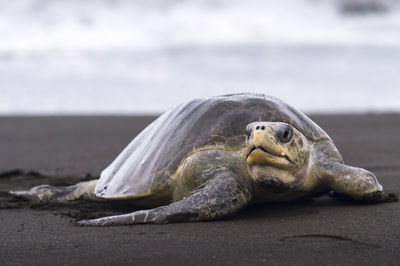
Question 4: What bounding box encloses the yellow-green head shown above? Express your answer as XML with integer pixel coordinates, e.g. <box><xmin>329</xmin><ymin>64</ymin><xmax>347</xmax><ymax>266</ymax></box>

<box><xmin>244</xmin><ymin>122</ymin><xmax>311</xmax><ymax>192</ymax></box>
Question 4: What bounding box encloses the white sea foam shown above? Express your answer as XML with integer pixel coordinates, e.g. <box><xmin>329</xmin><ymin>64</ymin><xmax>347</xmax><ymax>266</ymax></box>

<box><xmin>1</xmin><ymin>0</ymin><xmax>400</xmax><ymax>53</ymax></box>
<box><xmin>0</xmin><ymin>0</ymin><xmax>399</xmax><ymax>114</ymax></box>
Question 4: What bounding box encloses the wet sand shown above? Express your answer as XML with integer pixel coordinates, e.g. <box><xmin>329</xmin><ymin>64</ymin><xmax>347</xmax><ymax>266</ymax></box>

<box><xmin>1</xmin><ymin>115</ymin><xmax>399</xmax><ymax>265</ymax></box>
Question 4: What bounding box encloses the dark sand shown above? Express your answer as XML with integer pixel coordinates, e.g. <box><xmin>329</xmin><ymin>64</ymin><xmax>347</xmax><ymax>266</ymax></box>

<box><xmin>1</xmin><ymin>115</ymin><xmax>399</xmax><ymax>265</ymax></box>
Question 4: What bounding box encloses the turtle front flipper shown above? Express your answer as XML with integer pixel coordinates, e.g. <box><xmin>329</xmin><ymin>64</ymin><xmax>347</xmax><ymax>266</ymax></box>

<box><xmin>78</xmin><ymin>168</ymin><xmax>252</xmax><ymax>226</ymax></box>
<box><xmin>10</xmin><ymin>179</ymin><xmax>99</xmax><ymax>203</ymax></box>
<box><xmin>323</xmin><ymin>162</ymin><xmax>397</xmax><ymax>203</ymax></box>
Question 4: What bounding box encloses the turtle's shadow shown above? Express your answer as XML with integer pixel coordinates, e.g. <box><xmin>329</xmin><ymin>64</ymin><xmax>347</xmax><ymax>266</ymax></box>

<box><xmin>1</xmin><ymin>191</ymin><xmax>141</xmax><ymax>220</ymax></box>
<box><xmin>2</xmin><ymin>194</ymin><xmax>360</xmax><ymax>222</ymax></box>
<box><xmin>231</xmin><ymin>195</ymin><xmax>364</xmax><ymax>222</ymax></box>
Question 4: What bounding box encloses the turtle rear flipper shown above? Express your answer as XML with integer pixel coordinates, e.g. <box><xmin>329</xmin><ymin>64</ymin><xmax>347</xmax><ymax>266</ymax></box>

<box><xmin>10</xmin><ymin>179</ymin><xmax>99</xmax><ymax>203</ymax></box>
<box><xmin>78</xmin><ymin>169</ymin><xmax>252</xmax><ymax>226</ymax></box>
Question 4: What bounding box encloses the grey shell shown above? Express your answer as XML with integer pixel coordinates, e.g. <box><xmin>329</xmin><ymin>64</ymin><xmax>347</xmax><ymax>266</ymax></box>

<box><xmin>95</xmin><ymin>93</ymin><xmax>328</xmax><ymax>198</ymax></box>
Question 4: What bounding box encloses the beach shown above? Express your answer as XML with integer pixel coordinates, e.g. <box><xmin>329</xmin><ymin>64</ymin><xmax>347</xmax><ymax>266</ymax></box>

<box><xmin>0</xmin><ymin>114</ymin><xmax>399</xmax><ymax>265</ymax></box>
<box><xmin>1</xmin><ymin>1</ymin><xmax>399</xmax><ymax>264</ymax></box>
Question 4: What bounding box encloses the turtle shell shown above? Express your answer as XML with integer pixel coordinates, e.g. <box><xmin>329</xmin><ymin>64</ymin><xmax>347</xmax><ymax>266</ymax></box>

<box><xmin>95</xmin><ymin>93</ymin><xmax>328</xmax><ymax>199</ymax></box>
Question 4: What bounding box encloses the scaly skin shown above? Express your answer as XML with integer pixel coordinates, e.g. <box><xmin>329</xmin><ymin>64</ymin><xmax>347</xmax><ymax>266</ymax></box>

<box><xmin>10</xmin><ymin>180</ymin><xmax>100</xmax><ymax>202</ymax></box>
<box><xmin>78</xmin><ymin>168</ymin><xmax>252</xmax><ymax>225</ymax></box>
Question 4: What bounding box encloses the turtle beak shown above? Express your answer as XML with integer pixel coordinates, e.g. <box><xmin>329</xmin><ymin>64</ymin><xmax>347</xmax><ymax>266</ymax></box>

<box><xmin>245</xmin><ymin>123</ymin><xmax>295</xmax><ymax>165</ymax></box>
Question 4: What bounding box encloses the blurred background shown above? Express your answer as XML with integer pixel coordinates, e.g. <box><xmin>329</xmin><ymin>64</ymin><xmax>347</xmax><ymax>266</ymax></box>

<box><xmin>0</xmin><ymin>0</ymin><xmax>399</xmax><ymax>115</ymax></box>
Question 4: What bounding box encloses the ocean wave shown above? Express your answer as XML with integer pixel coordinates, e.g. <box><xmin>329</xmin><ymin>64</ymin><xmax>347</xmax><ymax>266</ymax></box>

<box><xmin>1</xmin><ymin>0</ymin><xmax>400</xmax><ymax>54</ymax></box>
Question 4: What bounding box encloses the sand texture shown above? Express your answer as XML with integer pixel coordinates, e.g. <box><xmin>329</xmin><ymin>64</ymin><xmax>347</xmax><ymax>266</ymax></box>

<box><xmin>0</xmin><ymin>115</ymin><xmax>399</xmax><ymax>265</ymax></box>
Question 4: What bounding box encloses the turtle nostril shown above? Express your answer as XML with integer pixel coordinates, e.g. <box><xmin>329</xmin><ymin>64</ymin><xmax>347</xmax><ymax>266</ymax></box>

<box><xmin>261</xmin><ymin>126</ymin><xmax>265</xmax><ymax>130</ymax></box>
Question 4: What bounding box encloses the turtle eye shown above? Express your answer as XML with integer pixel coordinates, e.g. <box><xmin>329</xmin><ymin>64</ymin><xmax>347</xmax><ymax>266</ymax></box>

<box><xmin>276</xmin><ymin>124</ymin><xmax>293</xmax><ymax>143</ymax></box>
<box><xmin>245</xmin><ymin>124</ymin><xmax>253</xmax><ymax>139</ymax></box>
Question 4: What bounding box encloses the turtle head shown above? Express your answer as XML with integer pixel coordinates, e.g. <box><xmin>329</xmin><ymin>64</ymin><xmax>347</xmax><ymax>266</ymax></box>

<box><xmin>244</xmin><ymin>122</ymin><xmax>311</xmax><ymax>192</ymax></box>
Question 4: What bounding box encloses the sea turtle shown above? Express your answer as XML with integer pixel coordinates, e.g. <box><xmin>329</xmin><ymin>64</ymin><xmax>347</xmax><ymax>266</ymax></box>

<box><xmin>11</xmin><ymin>93</ymin><xmax>396</xmax><ymax>225</ymax></box>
